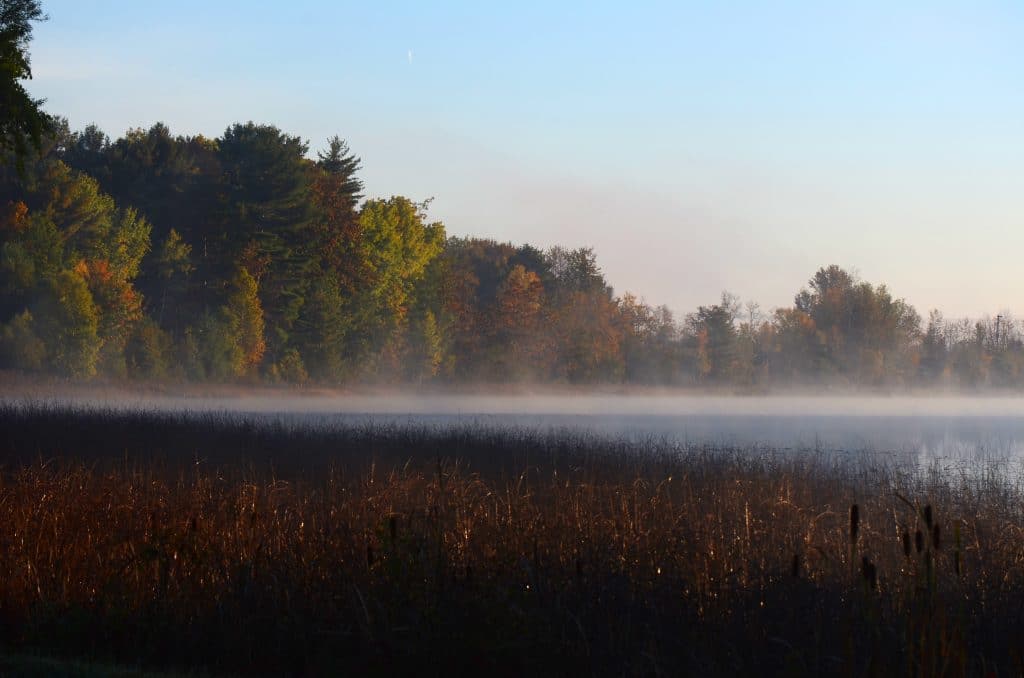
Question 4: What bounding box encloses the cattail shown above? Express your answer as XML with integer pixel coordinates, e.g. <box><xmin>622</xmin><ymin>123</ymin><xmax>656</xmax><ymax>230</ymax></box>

<box><xmin>954</xmin><ymin>522</ymin><xmax>962</xmax><ymax>577</ymax></box>
<box><xmin>366</xmin><ymin>544</ymin><xmax>374</xmax><ymax>567</ymax></box>
<box><xmin>850</xmin><ymin>504</ymin><xmax>860</xmax><ymax>546</ymax></box>
<box><xmin>791</xmin><ymin>553</ymin><xmax>801</xmax><ymax>578</ymax></box>
<box><xmin>388</xmin><ymin>514</ymin><xmax>398</xmax><ymax>543</ymax></box>
<box><xmin>923</xmin><ymin>504</ymin><xmax>933</xmax><ymax>530</ymax></box>
<box><xmin>189</xmin><ymin>515</ymin><xmax>198</xmax><ymax>533</ymax></box>
<box><xmin>861</xmin><ymin>555</ymin><xmax>877</xmax><ymax>590</ymax></box>
<box><xmin>902</xmin><ymin>529</ymin><xmax>911</xmax><ymax>558</ymax></box>
<box><xmin>932</xmin><ymin>523</ymin><xmax>941</xmax><ymax>551</ymax></box>
<box><xmin>915</xmin><ymin>529</ymin><xmax>924</xmax><ymax>554</ymax></box>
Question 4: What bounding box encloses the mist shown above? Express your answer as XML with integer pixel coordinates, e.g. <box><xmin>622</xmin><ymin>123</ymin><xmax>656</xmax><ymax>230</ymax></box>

<box><xmin>15</xmin><ymin>390</ymin><xmax>1024</xmax><ymax>418</ymax></box>
<box><xmin>9</xmin><ymin>389</ymin><xmax>1024</xmax><ymax>469</ymax></box>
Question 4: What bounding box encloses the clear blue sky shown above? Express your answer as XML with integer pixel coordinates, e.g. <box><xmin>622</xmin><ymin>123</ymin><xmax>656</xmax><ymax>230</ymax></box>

<box><xmin>27</xmin><ymin>0</ymin><xmax>1024</xmax><ymax>318</ymax></box>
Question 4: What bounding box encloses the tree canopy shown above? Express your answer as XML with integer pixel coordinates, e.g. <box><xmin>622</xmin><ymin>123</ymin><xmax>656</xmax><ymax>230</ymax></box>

<box><xmin>0</xmin><ymin>0</ymin><xmax>49</xmax><ymax>169</ymax></box>
<box><xmin>0</xmin><ymin>3</ymin><xmax>1017</xmax><ymax>390</ymax></box>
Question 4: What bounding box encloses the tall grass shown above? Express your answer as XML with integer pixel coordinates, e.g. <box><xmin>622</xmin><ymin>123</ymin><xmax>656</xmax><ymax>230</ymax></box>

<box><xmin>0</xmin><ymin>403</ymin><xmax>1022</xmax><ymax>676</ymax></box>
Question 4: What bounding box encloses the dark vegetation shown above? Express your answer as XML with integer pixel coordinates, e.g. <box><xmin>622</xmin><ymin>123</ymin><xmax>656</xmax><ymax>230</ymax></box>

<box><xmin>1</xmin><ymin>403</ymin><xmax>1023</xmax><ymax>676</ymax></box>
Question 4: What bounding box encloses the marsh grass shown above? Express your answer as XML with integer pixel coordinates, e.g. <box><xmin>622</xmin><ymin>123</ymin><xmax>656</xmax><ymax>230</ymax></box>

<box><xmin>0</xmin><ymin>403</ymin><xmax>1023</xmax><ymax>676</ymax></box>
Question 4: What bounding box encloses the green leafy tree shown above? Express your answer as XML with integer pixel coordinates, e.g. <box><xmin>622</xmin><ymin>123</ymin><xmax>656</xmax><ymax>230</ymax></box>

<box><xmin>36</xmin><ymin>269</ymin><xmax>101</xmax><ymax>378</ymax></box>
<box><xmin>268</xmin><ymin>347</ymin><xmax>308</xmax><ymax>385</ymax></box>
<box><xmin>351</xmin><ymin>196</ymin><xmax>445</xmax><ymax>371</ymax></box>
<box><xmin>125</xmin><ymin>316</ymin><xmax>172</xmax><ymax>380</ymax></box>
<box><xmin>687</xmin><ymin>293</ymin><xmax>739</xmax><ymax>383</ymax></box>
<box><xmin>152</xmin><ymin>227</ymin><xmax>193</xmax><ymax>329</ymax></box>
<box><xmin>186</xmin><ymin>269</ymin><xmax>265</xmax><ymax>381</ymax></box>
<box><xmin>405</xmin><ymin>308</ymin><xmax>443</xmax><ymax>382</ymax></box>
<box><xmin>0</xmin><ymin>0</ymin><xmax>50</xmax><ymax>170</ymax></box>
<box><xmin>293</xmin><ymin>267</ymin><xmax>348</xmax><ymax>382</ymax></box>
<box><xmin>1</xmin><ymin>139</ymin><xmax>154</xmax><ymax>377</ymax></box>
<box><xmin>83</xmin><ymin>259</ymin><xmax>143</xmax><ymax>377</ymax></box>
<box><xmin>193</xmin><ymin>312</ymin><xmax>243</xmax><ymax>381</ymax></box>
<box><xmin>105</xmin><ymin>207</ymin><xmax>151</xmax><ymax>280</ymax></box>
<box><xmin>0</xmin><ymin>307</ymin><xmax>43</xmax><ymax>369</ymax></box>
<box><xmin>178</xmin><ymin>325</ymin><xmax>204</xmax><ymax>380</ymax></box>
<box><xmin>222</xmin><ymin>266</ymin><xmax>265</xmax><ymax>376</ymax></box>
<box><xmin>33</xmin><ymin>161</ymin><xmax>116</xmax><ymax>257</ymax></box>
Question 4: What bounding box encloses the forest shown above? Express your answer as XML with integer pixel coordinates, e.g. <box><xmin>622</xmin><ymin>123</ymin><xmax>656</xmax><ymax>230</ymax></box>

<box><xmin>1</xmin><ymin>119</ymin><xmax>1020</xmax><ymax>389</ymax></box>
<box><xmin>4</xmin><ymin>5</ymin><xmax>1024</xmax><ymax>676</ymax></box>
<box><xmin>0</xmin><ymin>2</ymin><xmax>1020</xmax><ymax>390</ymax></box>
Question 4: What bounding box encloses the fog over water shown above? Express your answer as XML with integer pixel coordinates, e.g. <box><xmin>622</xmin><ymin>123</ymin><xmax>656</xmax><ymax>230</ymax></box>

<box><xmin>10</xmin><ymin>392</ymin><xmax>1024</xmax><ymax>470</ymax></box>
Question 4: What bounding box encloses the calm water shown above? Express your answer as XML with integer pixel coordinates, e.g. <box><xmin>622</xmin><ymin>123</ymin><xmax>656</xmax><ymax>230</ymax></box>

<box><xmin>19</xmin><ymin>392</ymin><xmax>1024</xmax><ymax>470</ymax></box>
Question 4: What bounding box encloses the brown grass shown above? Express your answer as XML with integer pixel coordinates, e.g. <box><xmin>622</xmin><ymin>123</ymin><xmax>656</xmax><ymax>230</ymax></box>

<box><xmin>0</xmin><ymin>405</ymin><xmax>1023</xmax><ymax>676</ymax></box>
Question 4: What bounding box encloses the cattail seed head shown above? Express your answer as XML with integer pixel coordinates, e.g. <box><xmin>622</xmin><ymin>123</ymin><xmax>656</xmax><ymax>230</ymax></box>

<box><xmin>850</xmin><ymin>504</ymin><xmax>860</xmax><ymax>545</ymax></box>
<box><xmin>923</xmin><ymin>504</ymin><xmax>933</xmax><ymax>530</ymax></box>
<box><xmin>954</xmin><ymin>522</ymin><xmax>962</xmax><ymax>576</ymax></box>
<box><xmin>915</xmin><ymin>529</ymin><xmax>924</xmax><ymax>554</ymax></box>
<box><xmin>932</xmin><ymin>524</ymin><xmax>941</xmax><ymax>551</ymax></box>
<box><xmin>902</xmin><ymin>530</ymin><xmax>911</xmax><ymax>558</ymax></box>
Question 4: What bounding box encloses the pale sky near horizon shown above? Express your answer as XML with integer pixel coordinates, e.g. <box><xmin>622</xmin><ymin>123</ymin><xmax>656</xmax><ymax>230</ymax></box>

<box><xmin>25</xmin><ymin>1</ymin><xmax>1024</xmax><ymax>320</ymax></box>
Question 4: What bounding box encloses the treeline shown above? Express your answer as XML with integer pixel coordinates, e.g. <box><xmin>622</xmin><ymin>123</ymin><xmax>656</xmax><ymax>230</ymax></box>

<box><xmin>0</xmin><ymin>121</ymin><xmax>1020</xmax><ymax>389</ymax></box>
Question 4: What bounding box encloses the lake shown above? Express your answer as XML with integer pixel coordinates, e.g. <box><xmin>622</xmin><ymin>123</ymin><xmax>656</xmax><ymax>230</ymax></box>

<box><xmin>15</xmin><ymin>392</ymin><xmax>1024</xmax><ymax>472</ymax></box>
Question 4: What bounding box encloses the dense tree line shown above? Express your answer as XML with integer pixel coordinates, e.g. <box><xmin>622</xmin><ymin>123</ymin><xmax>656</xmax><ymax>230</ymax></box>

<box><xmin>2</xmin><ymin>2</ymin><xmax>1022</xmax><ymax>390</ymax></box>
<box><xmin>2</xmin><ymin>120</ymin><xmax>1022</xmax><ymax>389</ymax></box>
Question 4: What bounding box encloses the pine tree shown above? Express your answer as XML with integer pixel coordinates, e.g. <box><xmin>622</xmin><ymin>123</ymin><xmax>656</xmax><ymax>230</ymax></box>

<box><xmin>217</xmin><ymin>123</ymin><xmax>316</xmax><ymax>361</ymax></box>
<box><xmin>316</xmin><ymin>136</ymin><xmax>363</xmax><ymax>211</ymax></box>
<box><xmin>293</xmin><ymin>267</ymin><xmax>348</xmax><ymax>382</ymax></box>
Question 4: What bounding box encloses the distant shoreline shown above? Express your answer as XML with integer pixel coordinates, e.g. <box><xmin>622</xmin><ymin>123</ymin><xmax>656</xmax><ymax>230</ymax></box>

<box><xmin>3</xmin><ymin>373</ymin><xmax>1024</xmax><ymax>418</ymax></box>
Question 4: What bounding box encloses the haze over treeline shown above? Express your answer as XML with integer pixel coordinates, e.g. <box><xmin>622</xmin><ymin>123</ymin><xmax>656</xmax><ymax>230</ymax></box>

<box><xmin>1</xmin><ymin>3</ymin><xmax>1020</xmax><ymax>390</ymax></box>
<box><xmin>1</xmin><ymin>118</ymin><xmax>1017</xmax><ymax>391</ymax></box>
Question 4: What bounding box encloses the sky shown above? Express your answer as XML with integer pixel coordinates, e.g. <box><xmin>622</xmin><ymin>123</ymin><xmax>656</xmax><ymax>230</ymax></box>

<box><xmin>25</xmin><ymin>0</ymin><xmax>1024</xmax><ymax>319</ymax></box>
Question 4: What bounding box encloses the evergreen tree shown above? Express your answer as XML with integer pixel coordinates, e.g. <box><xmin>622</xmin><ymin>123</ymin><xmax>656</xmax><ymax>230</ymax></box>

<box><xmin>218</xmin><ymin>122</ymin><xmax>316</xmax><ymax>361</ymax></box>
<box><xmin>293</xmin><ymin>267</ymin><xmax>348</xmax><ymax>382</ymax></box>
<box><xmin>316</xmin><ymin>136</ymin><xmax>363</xmax><ymax>210</ymax></box>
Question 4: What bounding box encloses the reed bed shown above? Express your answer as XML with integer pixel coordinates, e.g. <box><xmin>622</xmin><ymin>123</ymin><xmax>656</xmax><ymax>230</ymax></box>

<box><xmin>0</xmin><ymin>404</ymin><xmax>1022</xmax><ymax>676</ymax></box>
